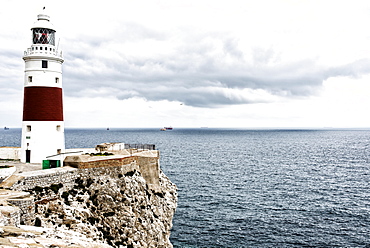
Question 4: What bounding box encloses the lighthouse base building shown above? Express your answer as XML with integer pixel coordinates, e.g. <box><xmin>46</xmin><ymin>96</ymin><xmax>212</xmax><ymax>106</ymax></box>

<box><xmin>21</xmin><ymin>121</ymin><xmax>65</xmax><ymax>164</ymax></box>
<box><xmin>20</xmin><ymin>12</ymin><xmax>65</xmax><ymax>164</ymax></box>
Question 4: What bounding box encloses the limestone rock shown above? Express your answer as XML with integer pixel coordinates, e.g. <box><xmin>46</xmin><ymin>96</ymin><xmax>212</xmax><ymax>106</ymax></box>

<box><xmin>25</xmin><ymin>168</ymin><xmax>177</xmax><ymax>248</ymax></box>
<box><xmin>0</xmin><ymin>152</ymin><xmax>178</xmax><ymax>248</ymax></box>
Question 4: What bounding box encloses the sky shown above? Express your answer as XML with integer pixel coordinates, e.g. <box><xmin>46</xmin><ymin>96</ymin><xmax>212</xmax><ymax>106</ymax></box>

<box><xmin>1</xmin><ymin>0</ymin><xmax>370</xmax><ymax>128</ymax></box>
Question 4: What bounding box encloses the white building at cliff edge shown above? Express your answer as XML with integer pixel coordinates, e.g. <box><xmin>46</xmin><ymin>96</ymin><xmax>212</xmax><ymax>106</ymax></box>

<box><xmin>20</xmin><ymin>11</ymin><xmax>65</xmax><ymax>164</ymax></box>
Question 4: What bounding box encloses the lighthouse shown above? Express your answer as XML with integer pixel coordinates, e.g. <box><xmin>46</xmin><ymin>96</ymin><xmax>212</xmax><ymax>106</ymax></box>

<box><xmin>20</xmin><ymin>11</ymin><xmax>65</xmax><ymax>164</ymax></box>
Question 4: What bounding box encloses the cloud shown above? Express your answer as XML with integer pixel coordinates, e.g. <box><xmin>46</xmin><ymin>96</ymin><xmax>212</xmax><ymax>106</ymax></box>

<box><xmin>4</xmin><ymin>0</ymin><xmax>370</xmax><ymax>112</ymax></box>
<box><xmin>326</xmin><ymin>59</ymin><xmax>370</xmax><ymax>79</ymax></box>
<box><xmin>0</xmin><ymin>50</ymin><xmax>23</xmax><ymax>99</ymax></box>
<box><xmin>62</xmin><ymin>25</ymin><xmax>370</xmax><ymax>108</ymax></box>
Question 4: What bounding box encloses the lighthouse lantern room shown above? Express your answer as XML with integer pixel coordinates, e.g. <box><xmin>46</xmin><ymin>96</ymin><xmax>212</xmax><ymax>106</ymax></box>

<box><xmin>21</xmin><ymin>11</ymin><xmax>65</xmax><ymax>164</ymax></box>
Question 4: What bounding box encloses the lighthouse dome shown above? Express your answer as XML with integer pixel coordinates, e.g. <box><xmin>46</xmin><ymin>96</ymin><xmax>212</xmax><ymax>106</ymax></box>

<box><xmin>31</xmin><ymin>13</ymin><xmax>55</xmax><ymax>31</ymax></box>
<box><xmin>30</xmin><ymin>12</ymin><xmax>56</xmax><ymax>45</ymax></box>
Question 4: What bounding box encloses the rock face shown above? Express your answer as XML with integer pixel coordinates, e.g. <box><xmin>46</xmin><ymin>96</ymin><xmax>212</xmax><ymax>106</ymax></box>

<box><xmin>0</xmin><ymin>225</ymin><xmax>113</xmax><ymax>247</ymax></box>
<box><xmin>30</xmin><ymin>170</ymin><xmax>176</xmax><ymax>247</ymax></box>
<box><xmin>0</xmin><ymin>151</ymin><xmax>178</xmax><ymax>248</ymax></box>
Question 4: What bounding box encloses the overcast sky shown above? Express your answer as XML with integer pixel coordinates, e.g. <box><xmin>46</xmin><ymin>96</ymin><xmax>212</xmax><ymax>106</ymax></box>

<box><xmin>1</xmin><ymin>0</ymin><xmax>370</xmax><ymax>128</ymax></box>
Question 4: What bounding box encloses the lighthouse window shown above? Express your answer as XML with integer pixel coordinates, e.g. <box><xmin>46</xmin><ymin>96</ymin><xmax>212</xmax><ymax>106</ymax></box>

<box><xmin>26</xmin><ymin>125</ymin><xmax>31</xmax><ymax>132</ymax></box>
<box><xmin>55</xmin><ymin>77</ymin><xmax>59</xmax><ymax>84</ymax></box>
<box><xmin>28</xmin><ymin>76</ymin><xmax>32</xmax><ymax>83</ymax></box>
<box><xmin>42</xmin><ymin>60</ymin><xmax>48</xmax><ymax>68</ymax></box>
<box><xmin>56</xmin><ymin>125</ymin><xmax>61</xmax><ymax>131</ymax></box>
<box><xmin>32</xmin><ymin>28</ymin><xmax>55</xmax><ymax>45</ymax></box>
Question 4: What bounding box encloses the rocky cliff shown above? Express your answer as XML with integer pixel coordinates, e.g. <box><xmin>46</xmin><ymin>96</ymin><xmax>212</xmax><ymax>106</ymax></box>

<box><xmin>0</xmin><ymin>151</ymin><xmax>178</xmax><ymax>248</ymax></box>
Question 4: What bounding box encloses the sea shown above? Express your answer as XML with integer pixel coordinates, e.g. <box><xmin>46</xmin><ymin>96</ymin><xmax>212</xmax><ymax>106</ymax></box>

<box><xmin>1</xmin><ymin>128</ymin><xmax>370</xmax><ymax>248</ymax></box>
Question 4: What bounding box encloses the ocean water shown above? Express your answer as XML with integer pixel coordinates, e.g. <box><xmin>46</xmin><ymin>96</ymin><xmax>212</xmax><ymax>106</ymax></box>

<box><xmin>1</xmin><ymin>128</ymin><xmax>370</xmax><ymax>247</ymax></box>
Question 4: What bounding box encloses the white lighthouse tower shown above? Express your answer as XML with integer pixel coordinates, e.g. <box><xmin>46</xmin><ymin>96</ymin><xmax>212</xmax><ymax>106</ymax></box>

<box><xmin>20</xmin><ymin>11</ymin><xmax>65</xmax><ymax>164</ymax></box>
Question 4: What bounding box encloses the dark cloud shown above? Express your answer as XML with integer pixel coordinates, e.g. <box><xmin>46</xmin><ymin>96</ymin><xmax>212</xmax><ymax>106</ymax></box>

<box><xmin>60</xmin><ymin>29</ymin><xmax>370</xmax><ymax>108</ymax></box>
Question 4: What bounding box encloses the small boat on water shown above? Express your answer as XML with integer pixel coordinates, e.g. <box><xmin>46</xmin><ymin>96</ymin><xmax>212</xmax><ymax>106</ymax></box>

<box><xmin>160</xmin><ymin>127</ymin><xmax>173</xmax><ymax>131</ymax></box>
<box><xmin>4</xmin><ymin>127</ymin><xmax>9</xmax><ymax>130</ymax></box>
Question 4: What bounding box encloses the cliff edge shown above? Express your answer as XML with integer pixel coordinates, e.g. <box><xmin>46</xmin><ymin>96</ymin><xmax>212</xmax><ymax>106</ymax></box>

<box><xmin>0</xmin><ymin>149</ymin><xmax>178</xmax><ymax>248</ymax></box>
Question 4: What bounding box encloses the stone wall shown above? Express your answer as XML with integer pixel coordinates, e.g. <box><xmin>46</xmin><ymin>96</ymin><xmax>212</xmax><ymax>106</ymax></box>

<box><xmin>9</xmin><ymin>167</ymin><xmax>77</xmax><ymax>192</ymax></box>
<box><xmin>0</xmin><ymin>205</ymin><xmax>21</xmax><ymax>226</ymax></box>
<box><xmin>7</xmin><ymin>197</ymin><xmax>35</xmax><ymax>225</ymax></box>
<box><xmin>0</xmin><ymin>190</ymin><xmax>34</xmax><ymax>227</ymax></box>
<box><xmin>63</xmin><ymin>152</ymin><xmax>161</xmax><ymax>191</ymax></box>
<box><xmin>65</xmin><ymin>156</ymin><xmax>138</xmax><ymax>169</ymax></box>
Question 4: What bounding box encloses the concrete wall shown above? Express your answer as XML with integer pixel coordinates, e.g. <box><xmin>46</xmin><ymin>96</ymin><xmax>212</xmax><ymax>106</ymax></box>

<box><xmin>95</xmin><ymin>143</ymin><xmax>125</xmax><ymax>152</ymax></box>
<box><xmin>63</xmin><ymin>153</ymin><xmax>160</xmax><ymax>190</ymax></box>
<box><xmin>0</xmin><ymin>147</ymin><xmax>20</xmax><ymax>160</ymax></box>
<box><xmin>137</xmin><ymin>156</ymin><xmax>160</xmax><ymax>191</ymax></box>
<box><xmin>0</xmin><ymin>166</ymin><xmax>17</xmax><ymax>183</ymax></box>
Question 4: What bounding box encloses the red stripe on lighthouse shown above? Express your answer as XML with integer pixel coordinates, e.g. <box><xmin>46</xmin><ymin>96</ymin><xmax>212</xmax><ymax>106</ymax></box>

<box><xmin>23</xmin><ymin>86</ymin><xmax>63</xmax><ymax>121</ymax></box>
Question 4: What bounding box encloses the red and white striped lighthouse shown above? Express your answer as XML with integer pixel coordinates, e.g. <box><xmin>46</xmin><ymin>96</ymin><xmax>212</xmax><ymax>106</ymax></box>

<box><xmin>21</xmin><ymin>11</ymin><xmax>65</xmax><ymax>163</ymax></box>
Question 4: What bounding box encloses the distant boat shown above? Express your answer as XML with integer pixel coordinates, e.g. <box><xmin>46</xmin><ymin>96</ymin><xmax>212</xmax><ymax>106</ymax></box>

<box><xmin>4</xmin><ymin>127</ymin><xmax>9</xmax><ymax>130</ymax></box>
<box><xmin>107</xmin><ymin>127</ymin><xmax>110</xmax><ymax>130</ymax></box>
<box><xmin>160</xmin><ymin>127</ymin><xmax>173</xmax><ymax>131</ymax></box>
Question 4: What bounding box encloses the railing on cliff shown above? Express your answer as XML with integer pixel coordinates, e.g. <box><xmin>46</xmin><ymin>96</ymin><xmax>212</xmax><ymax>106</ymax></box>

<box><xmin>124</xmin><ymin>144</ymin><xmax>156</xmax><ymax>150</ymax></box>
<box><xmin>46</xmin><ymin>151</ymin><xmax>84</xmax><ymax>159</ymax></box>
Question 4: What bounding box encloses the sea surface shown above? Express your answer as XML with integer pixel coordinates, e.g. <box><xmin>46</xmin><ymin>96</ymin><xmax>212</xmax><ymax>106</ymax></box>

<box><xmin>1</xmin><ymin>128</ymin><xmax>370</xmax><ymax>247</ymax></box>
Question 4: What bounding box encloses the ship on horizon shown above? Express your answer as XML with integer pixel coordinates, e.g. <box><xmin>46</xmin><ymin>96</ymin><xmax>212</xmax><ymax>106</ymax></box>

<box><xmin>160</xmin><ymin>127</ymin><xmax>173</xmax><ymax>131</ymax></box>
